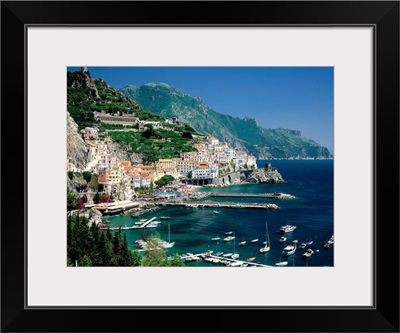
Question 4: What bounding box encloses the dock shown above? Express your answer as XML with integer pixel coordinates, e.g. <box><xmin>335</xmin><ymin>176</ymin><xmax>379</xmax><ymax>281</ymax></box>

<box><xmin>179</xmin><ymin>252</ymin><xmax>272</xmax><ymax>267</ymax></box>
<box><xmin>157</xmin><ymin>201</ymin><xmax>279</xmax><ymax>209</ymax></box>
<box><xmin>100</xmin><ymin>217</ymin><xmax>159</xmax><ymax>231</ymax></box>
<box><xmin>208</xmin><ymin>192</ymin><xmax>296</xmax><ymax>199</ymax></box>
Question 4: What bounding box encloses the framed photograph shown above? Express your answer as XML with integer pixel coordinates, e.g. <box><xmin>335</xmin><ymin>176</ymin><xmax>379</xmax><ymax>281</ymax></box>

<box><xmin>2</xmin><ymin>1</ymin><xmax>399</xmax><ymax>332</ymax></box>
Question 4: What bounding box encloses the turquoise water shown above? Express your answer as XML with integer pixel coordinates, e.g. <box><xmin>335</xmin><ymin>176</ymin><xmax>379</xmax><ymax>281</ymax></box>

<box><xmin>103</xmin><ymin>160</ymin><xmax>334</xmax><ymax>267</ymax></box>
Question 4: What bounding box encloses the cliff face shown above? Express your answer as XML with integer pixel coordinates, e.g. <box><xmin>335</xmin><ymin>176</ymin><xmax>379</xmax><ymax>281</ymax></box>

<box><xmin>67</xmin><ymin>112</ymin><xmax>88</xmax><ymax>169</ymax></box>
<box><xmin>246</xmin><ymin>167</ymin><xmax>286</xmax><ymax>184</ymax></box>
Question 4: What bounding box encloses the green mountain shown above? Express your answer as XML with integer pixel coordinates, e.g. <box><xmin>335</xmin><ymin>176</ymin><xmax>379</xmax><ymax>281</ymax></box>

<box><xmin>120</xmin><ymin>83</ymin><xmax>332</xmax><ymax>159</ymax></box>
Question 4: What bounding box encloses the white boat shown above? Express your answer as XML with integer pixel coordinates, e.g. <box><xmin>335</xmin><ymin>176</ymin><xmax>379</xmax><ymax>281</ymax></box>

<box><xmin>279</xmin><ymin>236</ymin><xmax>287</xmax><ymax>242</ymax></box>
<box><xmin>282</xmin><ymin>240</ymin><xmax>297</xmax><ymax>256</ymax></box>
<box><xmin>231</xmin><ymin>235</ymin><xmax>239</xmax><ymax>260</ymax></box>
<box><xmin>328</xmin><ymin>234</ymin><xmax>334</xmax><ymax>244</ymax></box>
<box><xmin>251</xmin><ymin>239</ymin><xmax>259</xmax><ymax>243</ymax></box>
<box><xmin>211</xmin><ymin>237</ymin><xmax>220</xmax><ymax>241</ymax></box>
<box><xmin>259</xmin><ymin>221</ymin><xmax>271</xmax><ymax>253</ymax></box>
<box><xmin>213</xmin><ymin>211</ymin><xmax>220</xmax><ymax>214</ymax></box>
<box><xmin>303</xmin><ymin>249</ymin><xmax>314</xmax><ymax>258</ymax></box>
<box><xmin>278</xmin><ymin>225</ymin><xmax>297</xmax><ymax>234</ymax></box>
<box><xmin>305</xmin><ymin>240</ymin><xmax>314</xmax><ymax>245</ymax></box>
<box><xmin>163</xmin><ymin>223</ymin><xmax>175</xmax><ymax>249</ymax></box>
<box><xmin>299</xmin><ymin>242</ymin><xmax>307</xmax><ymax>250</ymax></box>
<box><xmin>275</xmin><ymin>261</ymin><xmax>288</xmax><ymax>266</ymax></box>
<box><xmin>223</xmin><ymin>235</ymin><xmax>235</xmax><ymax>242</ymax></box>
<box><xmin>160</xmin><ymin>216</ymin><xmax>170</xmax><ymax>220</ymax></box>
<box><xmin>223</xmin><ymin>253</ymin><xmax>233</xmax><ymax>257</ymax></box>
<box><xmin>238</xmin><ymin>240</ymin><xmax>246</xmax><ymax>246</ymax></box>
<box><xmin>228</xmin><ymin>261</ymin><xmax>244</xmax><ymax>267</ymax></box>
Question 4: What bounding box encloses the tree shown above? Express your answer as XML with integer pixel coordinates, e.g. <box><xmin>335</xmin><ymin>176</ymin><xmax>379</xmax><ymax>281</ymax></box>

<box><xmin>118</xmin><ymin>233</ymin><xmax>134</xmax><ymax>266</ymax></box>
<box><xmin>141</xmin><ymin>234</ymin><xmax>169</xmax><ymax>266</ymax></box>
<box><xmin>169</xmin><ymin>253</ymin><xmax>185</xmax><ymax>267</ymax></box>
<box><xmin>187</xmin><ymin>171</ymin><xmax>192</xmax><ymax>179</ymax></box>
<box><xmin>182</xmin><ymin>131</ymin><xmax>193</xmax><ymax>139</ymax></box>
<box><xmin>79</xmin><ymin>255</ymin><xmax>92</xmax><ymax>267</ymax></box>
<box><xmin>67</xmin><ymin>189</ymin><xmax>78</xmax><ymax>211</ymax></box>
<box><xmin>82</xmin><ymin>171</ymin><xmax>92</xmax><ymax>183</ymax></box>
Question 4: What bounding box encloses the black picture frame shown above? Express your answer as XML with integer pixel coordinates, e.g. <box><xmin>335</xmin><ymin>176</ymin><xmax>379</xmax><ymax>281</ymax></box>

<box><xmin>1</xmin><ymin>1</ymin><xmax>399</xmax><ymax>332</ymax></box>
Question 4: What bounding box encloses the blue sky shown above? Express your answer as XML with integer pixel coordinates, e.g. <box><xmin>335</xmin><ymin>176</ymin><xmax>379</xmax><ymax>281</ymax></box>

<box><xmin>68</xmin><ymin>66</ymin><xmax>334</xmax><ymax>151</ymax></box>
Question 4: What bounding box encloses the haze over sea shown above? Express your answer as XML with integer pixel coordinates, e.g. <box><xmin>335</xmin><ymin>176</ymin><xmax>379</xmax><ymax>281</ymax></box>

<box><xmin>103</xmin><ymin>160</ymin><xmax>334</xmax><ymax>267</ymax></box>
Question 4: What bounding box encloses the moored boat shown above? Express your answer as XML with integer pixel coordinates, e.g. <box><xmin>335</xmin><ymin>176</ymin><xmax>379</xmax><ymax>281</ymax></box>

<box><xmin>282</xmin><ymin>240</ymin><xmax>298</xmax><ymax>256</ymax></box>
<box><xmin>259</xmin><ymin>221</ymin><xmax>271</xmax><ymax>253</ymax></box>
<box><xmin>278</xmin><ymin>225</ymin><xmax>297</xmax><ymax>234</ymax></box>
<box><xmin>279</xmin><ymin>236</ymin><xmax>287</xmax><ymax>242</ymax></box>
<box><xmin>303</xmin><ymin>249</ymin><xmax>314</xmax><ymax>258</ymax></box>
<box><xmin>223</xmin><ymin>235</ymin><xmax>235</xmax><ymax>242</ymax></box>
<box><xmin>299</xmin><ymin>242</ymin><xmax>307</xmax><ymax>250</ymax></box>
<box><xmin>238</xmin><ymin>240</ymin><xmax>246</xmax><ymax>246</ymax></box>
<box><xmin>275</xmin><ymin>261</ymin><xmax>289</xmax><ymax>266</ymax></box>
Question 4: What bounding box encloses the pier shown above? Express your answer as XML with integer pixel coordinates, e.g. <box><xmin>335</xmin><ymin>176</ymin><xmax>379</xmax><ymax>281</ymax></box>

<box><xmin>180</xmin><ymin>252</ymin><xmax>272</xmax><ymax>267</ymax></box>
<box><xmin>207</xmin><ymin>192</ymin><xmax>296</xmax><ymax>199</ymax></box>
<box><xmin>157</xmin><ymin>201</ymin><xmax>280</xmax><ymax>209</ymax></box>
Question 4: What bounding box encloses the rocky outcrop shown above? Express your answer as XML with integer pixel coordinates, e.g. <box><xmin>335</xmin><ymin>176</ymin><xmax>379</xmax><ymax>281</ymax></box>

<box><xmin>67</xmin><ymin>112</ymin><xmax>88</xmax><ymax>169</ymax></box>
<box><xmin>67</xmin><ymin>172</ymin><xmax>87</xmax><ymax>193</ymax></box>
<box><xmin>71</xmin><ymin>70</ymin><xmax>99</xmax><ymax>98</ymax></box>
<box><xmin>246</xmin><ymin>167</ymin><xmax>286</xmax><ymax>184</ymax></box>
<box><xmin>69</xmin><ymin>208</ymin><xmax>103</xmax><ymax>225</ymax></box>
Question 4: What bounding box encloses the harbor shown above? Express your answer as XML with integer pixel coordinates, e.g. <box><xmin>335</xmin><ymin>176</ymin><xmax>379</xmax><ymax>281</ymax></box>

<box><xmin>99</xmin><ymin>160</ymin><xmax>334</xmax><ymax>267</ymax></box>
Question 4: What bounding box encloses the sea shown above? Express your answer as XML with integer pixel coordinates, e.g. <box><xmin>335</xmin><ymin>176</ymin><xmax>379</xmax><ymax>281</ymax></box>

<box><xmin>102</xmin><ymin>160</ymin><xmax>334</xmax><ymax>267</ymax></box>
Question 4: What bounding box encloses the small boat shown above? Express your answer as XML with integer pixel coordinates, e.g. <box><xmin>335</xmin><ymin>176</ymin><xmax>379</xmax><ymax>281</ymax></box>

<box><xmin>305</xmin><ymin>240</ymin><xmax>314</xmax><ymax>245</ymax></box>
<box><xmin>211</xmin><ymin>237</ymin><xmax>220</xmax><ymax>241</ymax></box>
<box><xmin>278</xmin><ymin>225</ymin><xmax>297</xmax><ymax>234</ymax></box>
<box><xmin>275</xmin><ymin>261</ymin><xmax>289</xmax><ymax>266</ymax></box>
<box><xmin>282</xmin><ymin>240</ymin><xmax>297</xmax><ymax>256</ymax></box>
<box><xmin>223</xmin><ymin>235</ymin><xmax>235</xmax><ymax>242</ymax></box>
<box><xmin>225</xmin><ymin>231</ymin><xmax>233</xmax><ymax>235</ymax></box>
<box><xmin>222</xmin><ymin>253</ymin><xmax>233</xmax><ymax>257</ymax></box>
<box><xmin>160</xmin><ymin>216</ymin><xmax>170</xmax><ymax>220</ymax></box>
<box><xmin>328</xmin><ymin>235</ymin><xmax>334</xmax><ymax>244</ymax></box>
<box><xmin>228</xmin><ymin>261</ymin><xmax>244</xmax><ymax>267</ymax></box>
<box><xmin>246</xmin><ymin>257</ymin><xmax>256</xmax><ymax>262</ymax></box>
<box><xmin>214</xmin><ymin>251</ymin><xmax>223</xmax><ymax>256</ymax></box>
<box><xmin>251</xmin><ymin>239</ymin><xmax>259</xmax><ymax>243</ymax></box>
<box><xmin>213</xmin><ymin>211</ymin><xmax>220</xmax><ymax>214</ymax></box>
<box><xmin>279</xmin><ymin>236</ymin><xmax>287</xmax><ymax>242</ymax></box>
<box><xmin>238</xmin><ymin>241</ymin><xmax>246</xmax><ymax>246</ymax></box>
<box><xmin>299</xmin><ymin>243</ymin><xmax>307</xmax><ymax>250</ymax></box>
<box><xmin>231</xmin><ymin>253</ymin><xmax>240</xmax><ymax>259</ymax></box>
<box><xmin>303</xmin><ymin>249</ymin><xmax>314</xmax><ymax>258</ymax></box>
<box><xmin>324</xmin><ymin>243</ymin><xmax>330</xmax><ymax>249</ymax></box>
<box><xmin>259</xmin><ymin>221</ymin><xmax>271</xmax><ymax>253</ymax></box>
